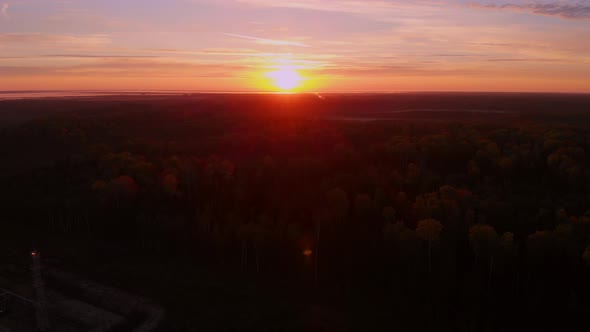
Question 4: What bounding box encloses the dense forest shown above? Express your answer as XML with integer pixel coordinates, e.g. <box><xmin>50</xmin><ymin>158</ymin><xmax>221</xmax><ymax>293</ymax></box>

<box><xmin>2</xmin><ymin>93</ymin><xmax>590</xmax><ymax>331</ymax></box>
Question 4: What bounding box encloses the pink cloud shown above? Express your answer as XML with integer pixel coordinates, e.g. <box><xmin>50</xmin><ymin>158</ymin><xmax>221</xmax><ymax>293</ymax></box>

<box><xmin>469</xmin><ymin>1</ymin><xmax>590</xmax><ymax>20</ymax></box>
<box><xmin>1</xmin><ymin>3</ymin><xmax>8</xmax><ymax>19</ymax></box>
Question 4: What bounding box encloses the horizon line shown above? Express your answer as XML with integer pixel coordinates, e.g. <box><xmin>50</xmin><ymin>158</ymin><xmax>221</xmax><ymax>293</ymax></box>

<box><xmin>1</xmin><ymin>89</ymin><xmax>590</xmax><ymax>95</ymax></box>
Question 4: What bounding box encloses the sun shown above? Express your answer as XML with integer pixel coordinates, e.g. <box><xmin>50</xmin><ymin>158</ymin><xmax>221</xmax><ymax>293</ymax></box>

<box><xmin>266</xmin><ymin>67</ymin><xmax>303</xmax><ymax>91</ymax></box>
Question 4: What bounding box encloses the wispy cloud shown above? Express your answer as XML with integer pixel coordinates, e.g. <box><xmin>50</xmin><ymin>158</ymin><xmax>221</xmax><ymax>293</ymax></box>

<box><xmin>43</xmin><ymin>54</ymin><xmax>162</xmax><ymax>59</ymax></box>
<box><xmin>235</xmin><ymin>0</ymin><xmax>441</xmax><ymax>15</ymax></box>
<box><xmin>0</xmin><ymin>58</ymin><xmax>255</xmax><ymax>78</ymax></box>
<box><xmin>468</xmin><ymin>1</ymin><xmax>590</xmax><ymax>20</ymax></box>
<box><xmin>238</xmin><ymin>0</ymin><xmax>590</xmax><ymax>20</ymax></box>
<box><xmin>223</xmin><ymin>33</ymin><xmax>310</xmax><ymax>47</ymax></box>
<box><xmin>0</xmin><ymin>33</ymin><xmax>111</xmax><ymax>51</ymax></box>
<box><xmin>1</xmin><ymin>3</ymin><xmax>8</xmax><ymax>19</ymax></box>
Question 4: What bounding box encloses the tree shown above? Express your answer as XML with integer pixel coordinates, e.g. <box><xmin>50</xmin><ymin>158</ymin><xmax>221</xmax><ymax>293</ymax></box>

<box><xmin>469</xmin><ymin>224</ymin><xmax>499</xmax><ymax>289</ymax></box>
<box><xmin>251</xmin><ymin>222</ymin><xmax>271</xmax><ymax>273</ymax></box>
<box><xmin>527</xmin><ymin>230</ymin><xmax>555</xmax><ymax>264</ymax></box>
<box><xmin>384</xmin><ymin>222</ymin><xmax>420</xmax><ymax>263</ymax></box>
<box><xmin>416</xmin><ymin>219</ymin><xmax>443</xmax><ymax>275</ymax></box>
<box><xmin>326</xmin><ymin>187</ymin><xmax>348</xmax><ymax>223</ymax></box>
<box><xmin>383</xmin><ymin>221</ymin><xmax>420</xmax><ymax>301</ymax></box>
<box><xmin>526</xmin><ymin>229</ymin><xmax>558</xmax><ymax>288</ymax></box>
<box><xmin>354</xmin><ymin>194</ymin><xmax>374</xmax><ymax>220</ymax></box>
<box><xmin>312</xmin><ymin>211</ymin><xmax>327</xmax><ymax>286</ymax></box>
<box><xmin>499</xmin><ymin>232</ymin><xmax>516</xmax><ymax>285</ymax></box>
<box><xmin>382</xmin><ymin>206</ymin><xmax>396</xmax><ymax>223</ymax></box>
<box><xmin>161</xmin><ymin>173</ymin><xmax>179</xmax><ymax>196</ymax></box>
<box><xmin>499</xmin><ymin>232</ymin><xmax>515</xmax><ymax>255</ymax></box>
<box><xmin>583</xmin><ymin>246</ymin><xmax>590</xmax><ymax>267</ymax></box>
<box><xmin>313</xmin><ymin>187</ymin><xmax>349</xmax><ymax>284</ymax></box>
<box><xmin>469</xmin><ymin>224</ymin><xmax>499</xmax><ymax>260</ymax></box>
<box><xmin>237</xmin><ymin>223</ymin><xmax>252</xmax><ymax>272</ymax></box>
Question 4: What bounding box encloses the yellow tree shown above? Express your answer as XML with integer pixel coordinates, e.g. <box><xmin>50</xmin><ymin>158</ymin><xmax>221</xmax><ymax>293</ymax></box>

<box><xmin>384</xmin><ymin>221</ymin><xmax>420</xmax><ymax>263</ymax></box>
<box><xmin>416</xmin><ymin>219</ymin><xmax>443</xmax><ymax>275</ymax></box>
<box><xmin>499</xmin><ymin>232</ymin><xmax>515</xmax><ymax>263</ymax></box>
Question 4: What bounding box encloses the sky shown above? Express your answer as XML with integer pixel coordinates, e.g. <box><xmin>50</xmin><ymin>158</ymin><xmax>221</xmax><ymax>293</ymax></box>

<box><xmin>0</xmin><ymin>0</ymin><xmax>589</xmax><ymax>92</ymax></box>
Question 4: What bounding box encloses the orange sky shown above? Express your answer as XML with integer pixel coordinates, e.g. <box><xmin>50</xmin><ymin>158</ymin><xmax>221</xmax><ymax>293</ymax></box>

<box><xmin>1</xmin><ymin>0</ymin><xmax>589</xmax><ymax>92</ymax></box>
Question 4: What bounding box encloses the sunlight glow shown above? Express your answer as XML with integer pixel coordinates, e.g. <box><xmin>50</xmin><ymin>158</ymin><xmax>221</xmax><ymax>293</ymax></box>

<box><xmin>266</xmin><ymin>67</ymin><xmax>304</xmax><ymax>91</ymax></box>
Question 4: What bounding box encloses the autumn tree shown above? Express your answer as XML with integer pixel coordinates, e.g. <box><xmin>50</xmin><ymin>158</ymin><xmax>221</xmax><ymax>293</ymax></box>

<box><xmin>416</xmin><ymin>219</ymin><xmax>443</xmax><ymax>275</ymax></box>
<box><xmin>469</xmin><ymin>224</ymin><xmax>499</xmax><ymax>289</ymax></box>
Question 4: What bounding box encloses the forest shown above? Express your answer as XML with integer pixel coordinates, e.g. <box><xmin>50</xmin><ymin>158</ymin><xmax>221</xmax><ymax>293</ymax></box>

<box><xmin>2</xmin><ymin>93</ymin><xmax>590</xmax><ymax>331</ymax></box>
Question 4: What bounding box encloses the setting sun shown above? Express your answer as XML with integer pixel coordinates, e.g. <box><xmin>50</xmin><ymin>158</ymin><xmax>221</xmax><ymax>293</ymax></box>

<box><xmin>266</xmin><ymin>68</ymin><xmax>304</xmax><ymax>91</ymax></box>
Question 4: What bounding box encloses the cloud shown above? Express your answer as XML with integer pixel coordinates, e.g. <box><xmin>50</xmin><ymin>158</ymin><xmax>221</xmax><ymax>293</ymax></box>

<box><xmin>237</xmin><ymin>0</ymin><xmax>590</xmax><ymax>20</ymax></box>
<box><xmin>223</xmin><ymin>33</ymin><xmax>310</xmax><ymax>47</ymax></box>
<box><xmin>484</xmin><ymin>57</ymin><xmax>567</xmax><ymax>62</ymax></box>
<box><xmin>43</xmin><ymin>54</ymin><xmax>162</xmax><ymax>59</ymax></box>
<box><xmin>0</xmin><ymin>58</ymin><xmax>255</xmax><ymax>78</ymax></box>
<box><xmin>312</xmin><ymin>63</ymin><xmax>479</xmax><ymax>77</ymax></box>
<box><xmin>468</xmin><ymin>1</ymin><xmax>590</xmax><ymax>20</ymax></box>
<box><xmin>235</xmin><ymin>0</ymin><xmax>441</xmax><ymax>14</ymax></box>
<box><xmin>1</xmin><ymin>3</ymin><xmax>8</xmax><ymax>19</ymax></box>
<box><xmin>0</xmin><ymin>33</ymin><xmax>111</xmax><ymax>48</ymax></box>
